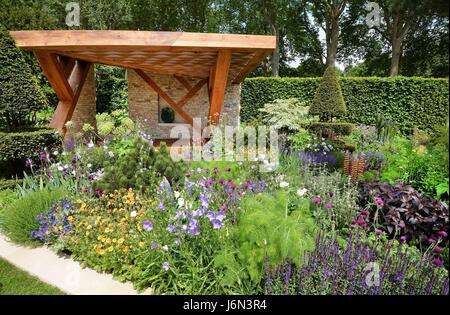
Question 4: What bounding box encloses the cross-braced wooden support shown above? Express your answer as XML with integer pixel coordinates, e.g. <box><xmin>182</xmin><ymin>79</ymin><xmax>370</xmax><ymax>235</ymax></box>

<box><xmin>34</xmin><ymin>52</ymin><xmax>92</xmax><ymax>130</ymax></box>
<box><xmin>208</xmin><ymin>50</ymin><xmax>232</xmax><ymax>125</ymax></box>
<box><xmin>135</xmin><ymin>70</ymin><xmax>207</xmax><ymax>129</ymax></box>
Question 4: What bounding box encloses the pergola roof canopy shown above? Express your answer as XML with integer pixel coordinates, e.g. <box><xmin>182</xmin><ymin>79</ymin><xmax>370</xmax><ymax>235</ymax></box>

<box><xmin>11</xmin><ymin>30</ymin><xmax>276</xmax><ymax>83</ymax></box>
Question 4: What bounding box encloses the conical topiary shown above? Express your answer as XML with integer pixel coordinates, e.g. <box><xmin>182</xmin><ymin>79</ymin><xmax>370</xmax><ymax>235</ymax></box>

<box><xmin>0</xmin><ymin>25</ymin><xmax>48</xmax><ymax>131</ymax></box>
<box><xmin>309</xmin><ymin>66</ymin><xmax>346</xmax><ymax>122</ymax></box>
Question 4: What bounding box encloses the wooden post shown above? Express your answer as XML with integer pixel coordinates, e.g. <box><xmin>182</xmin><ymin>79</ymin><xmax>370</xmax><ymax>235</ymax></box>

<box><xmin>208</xmin><ymin>50</ymin><xmax>232</xmax><ymax>125</ymax></box>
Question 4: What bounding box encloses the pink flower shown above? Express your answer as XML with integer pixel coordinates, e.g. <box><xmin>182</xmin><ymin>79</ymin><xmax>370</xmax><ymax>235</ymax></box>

<box><xmin>438</xmin><ymin>231</ymin><xmax>448</xmax><ymax>238</ymax></box>
<box><xmin>357</xmin><ymin>218</ymin><xmax>365</xmax><ymax>226</ymax></box>
<box><xmin>375</xmin><ymin>197</ymin><xmax>384</xmax><ymax>206</ymax></box>
<box><xmin>432</xmin><ymin>258</ymin><xmax>443</xmax><ymax>268</ymax></box>
<box><xmin>313</xmin><ymin>197</ymin><xmax>321</xmax><ymax>204</ymax></box>
<box><xmin>375</xmin><ymin>229</ymin><xmax>382</xmax><ymax>236</ymax></box>
<box><xmin>398</xmin><ymin>222</ymin><xmax>405</xmax><ymax>229</ymax></box>
<box><xmin>325</xmin><ymin>202</ymin><xmax>332</xmax><ymax>209</ymax></box>
<box><xmin>400</xmin><ymin>236</ymin><xmax>407</xmax><ymax>242</ymax></box>
<box><xmin>360</xmin><ymin>210</ymin><xmax>370</xmax><ymax>216</ymax></box>
<box><xmin>433</xmin><ymin>246</ymin><xmax>442</xmax><ymax>254</ymax></box>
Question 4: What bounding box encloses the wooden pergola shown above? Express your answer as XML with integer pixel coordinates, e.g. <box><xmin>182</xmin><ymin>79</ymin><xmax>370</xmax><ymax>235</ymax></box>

<box><xmin>11</xmin><ymin>30</ymin><xmax>275</xmax><ymax>130</ymax></box>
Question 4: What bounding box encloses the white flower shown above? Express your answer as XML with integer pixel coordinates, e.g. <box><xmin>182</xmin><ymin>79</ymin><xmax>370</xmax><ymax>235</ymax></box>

<box><xmin>88</xmin><ymin>141</ymin><xmax>94</xmax><ymax>148</ymax></box>
<box><xmin>279</xmin><ymin>181</ymin><xmax>289</xmax><ymax>188</ymax></box>
<box><xmin>87</xmin><ymin>163</ymin><xmax>92</xmax><ymax>168</ymax></box>
<box><xmin>103</xmin><ymin>145</ymin><xmax>108</xmax><ymax>150</ymax></box>
<box><xmin>178</xmin><ymin>197</ymin><xmax>185</xmax><ymax>208</ymax></box>
<box><xmin>162</xmin><ymin>245</ymin><xmax>169</xmax><ymax>251</ymax></box>
<box><xmin>174</xmin><ymin>191</ymin><xmax>180</xmax><ymax>198</ymax></box>
<box><xmin>108</xmin><ymin>151</ymin><xmax>114</xmax><ymax>157</ymax></box>
<box><xmin>130</xmin><ymin>211</ymin><xmax>137</xmax><ymax>217</ymax></box>
<box><xmin>297</xmin><ymin>188</ymin><xmax>308</xmax><ymax>197</ymax></box>
<box><xmin>57</xmin><ymin>166</ymin><xmax>64</xmax><ymax>172</ymax></box>
<box><xmin>71</xmin><ymin>170</ymin><xmax>76</xmax><ymax>176</ymax></box>
<box><xmin>53</xmin><ymin>150</ymin><xmax>58</xmax><ymax>156</ymax></box>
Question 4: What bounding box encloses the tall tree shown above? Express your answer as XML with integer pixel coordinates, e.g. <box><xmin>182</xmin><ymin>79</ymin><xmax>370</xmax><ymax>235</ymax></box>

<box><xmin>310</xmin><ymin>0</ymin><xmax>347</xmax><ymax>67</ymax></box>
<box><xmin>376</xmin><ymin>0</ymin><xmax>448</xmax><ymax>76</ymax></box>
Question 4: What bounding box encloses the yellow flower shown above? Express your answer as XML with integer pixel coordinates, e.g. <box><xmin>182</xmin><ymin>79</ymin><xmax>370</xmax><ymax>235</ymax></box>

<box><xmin>87</xmin><ymin>225</ymin><xmax>92</xmax><ymax>230</ymax></box>
<box><xmin>67</xmin><ymin>216</ymin><xmax>74</xmax><ymax>223</ymax></box>
<box><xmin>139</xmin><ymin>241</ymin><xmax>145</xmax><ymax>248</ymax></box>
<box><xmin>96</xmin><ymin>249</ymin><xmax>105</xmax><ymax>255</ymax></box>
<box><xmin>112</xmin><ymin>238</ymin><xmax>117</xmax><ymax>243</ymax></box>
<box><xmin>117</xmin><ymin>238</ymin><xmax>124</xmax><ymax>244</ymax></box>
<box><xmin>105</xmin><ymin>238</ymin><xmax>112</xmax><ymax>244</ymax></box>
<box><xmin>105</xmin><ymin>228</ymin><xmax>110</xmax><ymax>233</ymax></box>
<box><xmin>122</xmin><ymin>246</ymin><xmax>129</xmax><ymax>252</ymax></box>
<box><xmin>107</xmin><ymin>246</ymin><xmax>114</xmax><ymax>252</ymax></box>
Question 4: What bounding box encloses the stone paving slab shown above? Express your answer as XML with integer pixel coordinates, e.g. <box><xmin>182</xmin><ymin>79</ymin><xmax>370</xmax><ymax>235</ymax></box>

<box><xmin>0</xmin><ymin>233</ymin><xmax>152</xmax><ymax>295</ymax></box>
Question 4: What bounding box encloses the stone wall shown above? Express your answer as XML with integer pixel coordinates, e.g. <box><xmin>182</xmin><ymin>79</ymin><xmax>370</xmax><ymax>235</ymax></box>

<box><xmin>128</xmin><ymin>69</ymin><xmax>241</xmax><ymax>139</ymax></box>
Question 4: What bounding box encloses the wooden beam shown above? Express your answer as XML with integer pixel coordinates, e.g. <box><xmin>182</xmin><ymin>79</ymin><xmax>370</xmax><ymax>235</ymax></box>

<box><xmin>174</xmin><ymin>76</ymin><xmax>192</xmax><ymax>90</ymax></box>
<box><xmin>232</xmin><ymin>50</ymin><xmax>271</xmax><ymax>84</ymax></box>
<box><xmin>11</xmin><ymin>30</ymin><xmax>277</xmax><ymax>52</ymax></box>
<box><xmin>58</xmin><ymin>55</ymin><xmax>76</xmax><ymax>77</ymax></box>
<box><xmin>178</xmin><ymin>79</ymin><xmax>207</xmax><ymax>108</ymax></box>
<box><xmin>135</xmin><ymin>69</ymin><xmax>194</xmax><ymax>125</ymax></box>
<box><xmin>208</xmin><ymin>50</ymin><xmax>232</xmax><ymax>125</ymax></box>
<box><xmin>34</xmin><ymin>51</ymin><xmax>74</xmax><ymax>101</ymax></box>
<box><xmin>49</xmin><ymin>61</ymin><xmax>91</xmax><ymax>129</ymax></box>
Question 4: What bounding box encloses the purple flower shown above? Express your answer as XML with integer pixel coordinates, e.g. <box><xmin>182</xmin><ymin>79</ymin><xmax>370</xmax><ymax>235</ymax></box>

<box><xmin>313</xmin><ymin>197</ymin><xmax>321</xmax><ymax>204</ymax></box>
<box><xmin>175</xmin><ymin>238</ymin><xmax>181</xmax><ymax>246</ymax></box>
<box><xmin>329</xmin><ymin>192</ymin><xmax>334</xmax><ymax>198</ymax></box>
<box><xmin>25</xmin><ymin>158</ymin><xmax>34</xmax><ymax>167</ymax></box>
<box><xmin>398</xmin><ymin>222</ymin><xmax>405</xmax><ymax>229</ymax></box>
<box><xmin>159</xmin><ymin>202</ymin><xmax>166</xmax><ymax>210</ymax></box>
<box><xmin>211</xmin><ymin>219</ymin><xmax>224</xmax><ymax>229</ymax></box>
<box><xmin>438</xmin><ymin>231</ymin><xmax>448</xmax><ymax>238</ymax></box>
<box><xmin>433</xmin><ymin>246</ymin><xmax>442</xmax><ymax>254</ymax></box>
<box><xmin>432</xmin><ymin>258</ymin><xmax>443</xmax><ymax>268</ymax></box>
<box><xmin>162</xmin><ymin>262</ymin><xmax>170</xmax><ymax>271</ymax></box>
<box><xmin>325</xmin><ymin>202</ymin><xmax>332</xmax><ymax>209</ymax></box>
<box><xmin>400</xmin><ymin>236</ymin><xmax>407</xmax><ymax>242</ymax></box>
<box><xmin>143</xmin><ymin>221</ymin><xmax>153</xmax><ymax>231</ymax></box>
<box><xmin>167</xmin><ymin>224</ymin><xmax>175</xmax><ymax>233</ymax></box>
<box><xmin>151</xmin><ymin>242</ymin><xmax>158</xmax><ymax>249</ymax></box>
<box><xmin>375</xmin><ymin>229</ymin><xmax>382</xmax><ymax>236</ymax></box>
<box><xmin>375</xmin><ymin>197</ymin><xmax>384</xmax><ymax>206</ymax></box>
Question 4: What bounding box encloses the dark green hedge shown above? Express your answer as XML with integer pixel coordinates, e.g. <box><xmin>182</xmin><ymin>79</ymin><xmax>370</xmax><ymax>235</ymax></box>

<box><xmin>241</xmin><ymin>77</ymin><xmax>449</xmax><ymax>134</ymax></box>
<box><xmin>0</xmin><ymin>129</ymin><xmax>61</xmax><ymax>162</ymax></box>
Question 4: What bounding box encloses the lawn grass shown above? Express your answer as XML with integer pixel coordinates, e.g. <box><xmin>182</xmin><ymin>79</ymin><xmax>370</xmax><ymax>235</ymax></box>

<box><xmin>0</xmin><ymin>258</ymin><xmax>65</xmax><ymax>295</ymax></box>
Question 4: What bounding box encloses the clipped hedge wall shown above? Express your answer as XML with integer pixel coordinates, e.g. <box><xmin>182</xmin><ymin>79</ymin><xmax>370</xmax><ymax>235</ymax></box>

<box><xmin>0</xmin><ymin>129</ymin><xmax>61</xmax><ymax>178</ymax></box>
<box><xmin>241</xmin><ymin>77</ymin><xmax>449</xmax><ymax>134</ymax></box>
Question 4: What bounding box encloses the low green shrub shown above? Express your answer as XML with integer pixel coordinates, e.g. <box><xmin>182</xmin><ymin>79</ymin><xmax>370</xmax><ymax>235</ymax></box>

<box><xmin>0</xmin><ymin>178</ymin><xmax>22</xmax><ymax>191</ymax></box>
<box><xmin>309</xmin><ymin>122</ymin><xmax>355</xmax><ymax>137</ymax></box>
<box><xmin>0</xmin><ymin>187</ymin><xmax>67</xmax><ymax>246</ymax></box>
<box><xmin>236</xmin><ymin>190</ymin><xmax>317</xmax><ymax>282</ymax></box>
<box><xmin>0</xmin><ymin>128</ymin><xmax>62</xmax><ymax>178</ymax></box>
<box><xmin>379</xmin><ymin>136</ymin><xmax>449</xmax><ymax>199</ymax></box>
<box><xmin>94</xmin><ymin>137</ymin><xmax>183</xmax><ymax>193</ymax></box>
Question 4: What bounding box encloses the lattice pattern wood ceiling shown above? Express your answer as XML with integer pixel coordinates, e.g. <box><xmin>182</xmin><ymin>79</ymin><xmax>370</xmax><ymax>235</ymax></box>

<box><xmin>11</xmin><ymin>30</ymin><xmax>275</xmax><ymax>84</ymax></box>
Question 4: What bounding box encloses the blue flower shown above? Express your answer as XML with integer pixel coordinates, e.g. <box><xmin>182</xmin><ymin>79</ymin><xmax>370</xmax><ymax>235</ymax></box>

<box><xmin>143</xmin><ymin>221</ymin><xmax>153</xmax><ymax>231</ymax></box>
<box><xmin>151</xmin><ymin>242</ymin><xmax>158</xmax><ymax>249</ymax></box>
<box><xmin>162</xmin><ymin>262</ymin><xmax>170</xmax><ymax>271</ymax></box>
